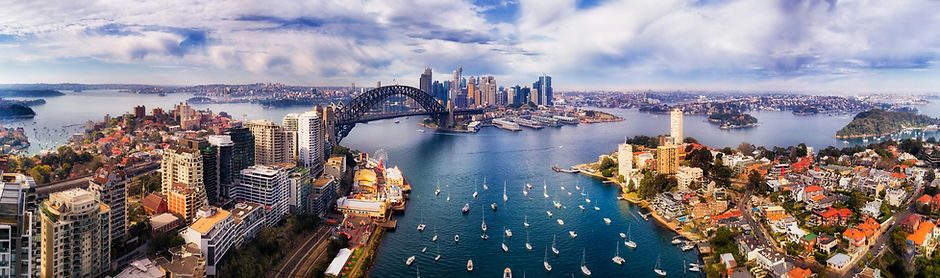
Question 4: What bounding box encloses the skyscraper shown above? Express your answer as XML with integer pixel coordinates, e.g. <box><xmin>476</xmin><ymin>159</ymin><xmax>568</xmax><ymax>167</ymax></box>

<box><xmin>618</xmin><ymin>143</ymin><xmax>633</xmax><ymax>177</ymax></box>
<box><xmin>161</xmin><ymin>145</ymin><xmax>205</xmax><ymax>199</ymax></box>
<box><xmin>467</xmin><ymin>76</ymin><xmax>478</xmax><ymax>106</ymax></box>
<box><xmin>234</xmin><ymin>165</ymin><xmax>290</xmax><ymax>227</ymax></box>
<box><xmin>0</xmin><ymin>175</ymin><xmax>36</xmax><ymax>278</ymax></box>
<box><xmin>282</xmin><ymin>113</ymin><xmax>299</xmax><ymax>159</ymax></box>
<box><xmin>298</xmin><ymin>111</ymin><xmax>325</xmax><ymax>175</ymax></box>
<box><xmin>656</xmin><ymin>142</ymin><xmax>679</xmax><ymax>175</ymax></box>
<box><xmin>247</xmin><ymin>120</ymin><xmax>291</xmax><ymax>166</ymax></box>
<box><xmin>40</xmin><ymin>188</ymin><xmax>111</xmax><ymax>278</ymax></box>
<box><xmin>483</xmin><ymin>75</ymin><xmax>497</xmax><ymax>106</ymax></box>
<box><xmin>420</xmin><ymin>68</ymin><xmax>432</xmax><ymax>95</ymax></box>
<box><xmin>227</xmin><ymin>126</ymin><xmax>255</xmax><ymax>177</ymax></box>
<box><xmin>208</xmin><ymin>135</ymin><xmax>234</xmax><ymax>202</ymax></box>
<box><xmin>87</xmin><ymin>168</ymin><xmax>127</xmax><ymax>241</ymax></box>
<box><xmin>533</xmin><ymin>74</ymin><xmax>553</xmax><ymax>106</ymax></box>
<box><xmin>183</xmin><ymin>137</ymin><xmax>220</xmax><ymax>205</ymax></box>
<box><xmin>671</xmin><ymin>108</ymin><xmax>683</xmax><ymax>145</ymax></box>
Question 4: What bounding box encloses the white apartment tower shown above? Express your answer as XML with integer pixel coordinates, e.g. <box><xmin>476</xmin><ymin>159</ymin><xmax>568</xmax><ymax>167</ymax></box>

<box><xmin>233</xmin><ymin>165</ymin><xmax>290</xmax><ymax>227</ymax></box>
<box><xmin>282</xmin><ymin>113</ymin><xmax>300</xmax><ymax>159</ymax></box>
<box><xmin>618</xmin><ymin>142</ymin><xmax>633</xmax><ymax>177</ymax></box>
<box><xmin>298</xmin><ymin>111</ymin><xmax>325</xmax><ymax>174</ymax></box>
<box><xmin>161</xmin><ymin>145</ymin><xmax>208</xmax><ymax>209</ymax></box>
<box><xmin>670</xmin><ymin>108</ymin><xmax>683</xmax><ymax>145</ymax></box>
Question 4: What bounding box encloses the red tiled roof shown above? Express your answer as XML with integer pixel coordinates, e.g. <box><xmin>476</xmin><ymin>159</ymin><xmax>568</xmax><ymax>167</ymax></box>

<box><xmin>843</xmin><ymin>228</ymin><xmax>865</xmax><ymax>242</ymax></box>
<box><xmin>917</xmin><ymin>194</ymin><xmax>933</xmax><ymax>204</ymax></box>
<box><xmin>804</xmin><ymin>185</ymin><xmax>823</xmax><ymax>192</ymax></box>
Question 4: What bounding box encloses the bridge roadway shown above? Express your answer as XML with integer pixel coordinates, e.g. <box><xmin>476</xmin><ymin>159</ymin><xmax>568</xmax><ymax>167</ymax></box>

<box><xmin>336</xmin><ymin>108</ymin><xmax>485</xmax><ymax>125</ymax></box>
<box><xmin>35</xmin><ymin>161</ymin><xmax>160</xmax><ymax>198</ymax></box>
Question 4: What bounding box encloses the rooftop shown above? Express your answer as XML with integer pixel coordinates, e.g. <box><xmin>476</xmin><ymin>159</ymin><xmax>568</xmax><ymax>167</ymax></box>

<box><xmin>189</xmin><ymin>208</ymin><xmax>231</xmax><ymax>234</ymax></box>
<box><xmin>908</xmin><ymin>221</ymin><xmax>936</xmax><ymax>246</ymax></box>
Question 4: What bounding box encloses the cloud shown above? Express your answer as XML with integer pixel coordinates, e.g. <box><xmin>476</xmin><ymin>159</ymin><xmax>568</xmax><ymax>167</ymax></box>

<box><xmin>0</xmin><ymin>0</ymin><xmax>938</xmax><ymax>91</ymax></box>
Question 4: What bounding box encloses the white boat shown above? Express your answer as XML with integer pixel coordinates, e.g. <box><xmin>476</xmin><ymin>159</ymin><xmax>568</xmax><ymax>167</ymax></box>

<box><xmin>552</xmin><ymin>234</ymin><xmax>560</xmax><ymax>255</ymax></box>
<box><xmin>619</xmin><ymin>233</ymin><xmax>626</xmax><ymax>239</ymax></box>
<box><xmin>580</xmin><ymin>249</ymin><xmax>592</xmax><ymax>276</ymax></box>
<box><xmin>435</xmin><ymin>181</ymin><xmax>441</xmax><ymax>196</ymax></box>
<box><xmin>432</xmin><ymin>234</ymin><xmax>438</xmax><ymax>242</ymax></box>
<box><xmin>467</xmin><ymin>259</ymin><xmax>473</xmax><ymax>272</ymax></box>
<box><xmin>406</xmin><ymin>255</ymin><xmax>415</xmax><ymax>266</ymax></box>
<box><xmin>560</xmin><ymin>186</ymin><xmax>566</xmax><ymax>191</ymax></box>
<box><xmin>569</xmin><ymin>231</ymin><xmax>577</xmax><ymax>238</ymax></box>
<box><xmin>421</xmin><ymin>246</ymin><xmax>427</xmax><ymax>253</ymax></box>
<box><xmin>612</xmin><ymin>242</ymin><xmax>625</xmax><ymax>265</ymax></box>
<box><xmin>503</xmin><ymin>268</ymin><xmax>512</xmax><ymax>278</ymax></box>
<box><xmin>544</xmin><ymin>248</ymin><xmax>553</xmax><ymax>271</ymax></box>
<box><xmin>603</xmin><ymin>218</ymin><xmax>611</xmax><ymax>225</ymax></box>
<box><xmin>417</xmin><ymin>224</ymin><xmax>425</xmax><ymax>231</ymax></box>
<box><xmin>462</xmin><ymin>203</ymin><xmax>470</xmax><ymax>214</ymax></box>
<box><xmin>546</xmin><ymin>210</ymin><xmax>553</xmax><ymax>217</ymax></box>
<box><xmin>654</xmin><ymin>254</ymin><xmax>666</xmax><ymax>276</ymax></box>
<box><xmin>624</xmin><ymin>226</ymin><xmax>637</xmax><ymax>248</ymax></box>
<box><xmin>579</xmin><ymin>205</ymin><xmax>585</xmax><ymax>210</ymax></box>
<box><xmin>505</xmin><ymin>227</ymin><xmax>513</xmax><ymax>238</ymax></box>
<box><xmin>526</xmin><ymin>237</ymin><xmax>533</xmax><ymax>251</ymax></box>
<box><xmin>682</xmin><ymin>243</ymin><xmax>694</xmax><ymax>251</ymax></box>
<box><xmin>395</xmin><ymin>120</ymin><xmax>400</xmax><ymax>124</ymax></box>
<box><xmin>502</xmin><ymin>234</ymin><xmax>509</xmax><ymax>252</ymax></box>
<box><xmin>543</xmin><ymin>182</ymin><xmax>549</xmax><ymax>198</ymax></box>
<box><xmin>523</xmin><ymin>189</ymin><xmax>528</xmax><ymax>196</ymax></box>
<box><xmin>524</xmin><ymin>215</ymin><xmax>529</xmax><ymax>227</ymax></box>
<box><xmin>689</xmin><ymin>264</ymin><xmax>700</xmax><ymax>272</ymax></box>
<box><xmin>483</xmin><ymin>177</ymin><xmax>488</xmax><ymax>190</ymax></box>
<box><xmin>455</xmin><ymin>234</ymin><xmax>460</xmax><ymax>243</ymax></box>
<box><xmin>446</xmin><ymin>193</ymin><xmax>450</xmax><ymax>202</ymax></box>
<box><xmin>503</xmin><ymin>181</ymin><xmax>508</xmax><ymax>202</ymax></box>
<box><xmin>557</xmin><ymin>219</ymin><xmax>564</xmax><ymax>226</ymax></box>
<box><xmin>526</xmin><ymin>183</ymin><xmax>533</xmax><ymax>189</ymax></box>
<box><xmin>594</xmin><ymin>206</ymin><xmax>600</xmax><ymax>211</ymax></box>
<box><xmin>482</xmin><ymin>206</ymin><xmax>487</xmax><ymax>232</ymax></box>
<box><xmin>481</xmin><ymin>233</ymin><xmax>489</xmax><ymax>240</ymax></box>
<box><xmin>554</xmin><ymin>201</ymin><xmax>562</xmax><ymax>208</ymax></box>
<box><xmin>492</xmin><ymin>203</ymin><xmax>498</xmax><ymax>211</ymax></box>
<box><xmin>435</xmin><ymin>244</ymin><xmax>441</xmax><ymax>261</ymax></box>
<box><xmin>473</xmin><ymin>185</ymin><xmax>478</xmax><ymax>198</ymax></box>
<box><xmin>671</xmin><ymin>238</ymin><xmax>683</xmax><ymax>245</ymax></box>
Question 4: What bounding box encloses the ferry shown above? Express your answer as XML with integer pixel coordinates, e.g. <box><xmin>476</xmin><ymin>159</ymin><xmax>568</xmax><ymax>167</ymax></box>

<box><xmin>493</xmin><ymin>118</ymin><xmax>522</xmax><ymax>131</ymax></box>
<box><xmin>462</xmin><ymin>203</ymin><xmax>470</xmax><ymax>214</ymax></box>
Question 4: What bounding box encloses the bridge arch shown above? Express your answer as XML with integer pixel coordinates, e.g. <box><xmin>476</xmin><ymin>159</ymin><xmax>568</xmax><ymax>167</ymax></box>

<box><xmin>334</xmin><ymin>85</ymin><xmax>449</xmax><ymax>143</ymax></box>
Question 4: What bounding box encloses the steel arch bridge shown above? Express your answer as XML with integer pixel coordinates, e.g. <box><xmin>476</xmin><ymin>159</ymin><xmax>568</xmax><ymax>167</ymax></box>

<box><xmin>334</xmin><ymin>85</ymin><xmax>450</xmax><ymax>143</ymax></box>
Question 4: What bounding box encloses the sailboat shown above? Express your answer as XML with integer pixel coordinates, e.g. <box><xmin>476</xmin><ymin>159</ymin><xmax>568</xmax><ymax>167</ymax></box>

<box><xmin>523</xmin><ymin>187</ymin><xmax>528</xmax><ymax>197</ymax></box>
<box><xmin>502</xmin><ymin>234</ymin><xmax>509</xmax><ymax>252</ymax></box>
<box><xmin>546</xmin><ymin>210</ymin><xmax>553</xmax><ymax>217</ymax></box>
<box><xmin>557</xmin><ymin>219</ymin><xmax>565</xmax><ymax>226</ymax></box>
<box><xmin>603</xmin><ymin>218</ymin><xmax>611</xmax><ymax>225</ymax></box>
<box><xmin>654</xmin><ymin>254</ymin><xmax>667</xmax><ymax>276</ymax></box>
<box><xmin>406</xmin><ymin>255</ymin><xmax>415</xmax><ymax>266</ymax></box>
<box><xmin>446</xmin><ymin>192</ymin><xmax>450</xmax><ymax>202</ymax></box>
<box><xmin>612</xmin><ymin>241</ymin><xmax>625</xmax><ymax>265</ymax></box>
<box><xmin>492</xmin><ymin>203</ymin><xmax>499</xmax><ymax>211</ymax></box>
<box><xmin>569</xmin><ymin>230</ymin><xmax>577</xmax><ymax>238</ymax></box>
<box><xmin>481</xmin><ymin>206</ymin><xmax>487</xmax><ymax>232</ymax></box>
<box><xmin>421</xmin><ymin>246</ymin><xmax>427</xmax><ymax>253</ymax></box>
<box><xmin>505</xmin><ymin>227</ymin><xmax>512</xmax><ymax>238</ymax></box>
<box><xmin>579</xmin><ymin>205</ymin><xmax>585</xmax><ymax>210</ymax></box>
<box><xmin>462</xmin><ymin>203</ymin><xmax>470</xmax><ymax>214</ymax></box>
<box><xmin>544</xmin><ymin>247</ymin><xmax>552</xmax><ymax>271</ymax></box>
<box><xmin>417</xmin><ymin>212</ymin><xmax>426</xmax><ymax>231</ymax></box>
<box><xmin>455</xmin><ymin>234</ymin><xmax>460</xmax><ymax>243</ymax></box>
<box><xmin>543</xmin><ymin>182</ymin><xmax>549</xmax><ymax>198</ymax></box>
<box><xmin>526</xmin><ymin>231</ymin><xmax>533</xmax><ymax>250</ymax></box>
<box><xmin>526</xmin><ymin>182</ymin><xmax>533</xmax><ymax>189</ymax></box>
<box><xmin>416</xmin><ymin>264</ymin><xmax>420</xmax><ymax>278</ymax></box>
<box><xmin>551</xmin><ymin>234</ymin><xmax>560</xmax><ymax>255</ymax></box>
<box><xmin>580</xmin><ymin>249</ymin><xmax>592</xmax><ymax>276</ymax></box>
<box><xmin>435</xmin><ymin>243</ymin><xmax>441</xmax><ymax>261</ymax></box>
<box><xmin>483</xmin><ymin>177</ymin><xmax>488</xmax><ymax>190</ymax></box>
<box><xmin>467</xmin><ymin>259</ymin><xmax>473</xmax><ymax>272</ymax></box>
<box><xmin>435</xmin><ymin>180</ymin><xmax>441</xmax><ymax>196</ymax></box>
<box><xmin>473</xmin><ymin>183</ymin><xmax>478</xmax><ymax>198</ymax></box>
<box><xmin>575</xmin><ymin>180</ymin><xmax>581</xmax><ymax>191</ymax></box>
<box><xmin>585</xmin><ymin>192</ymin><xmax>591</xmax><ymax>203</ymax></box>
<box><xmin>432</xmin><ymin>226</ymin><xmax>438</xmax><ymax>242</ymax></box>
<box><xmin>594</xmin><ymin>206</ymin><xmax>600</xmax><ymax>211</ymax></box>
<box><xmin>624</xmin><ymin>226</ymin><xmax>637</xmax><ymax>248</ymax></box>
<box><xmin>524</xmin><ymin>215</ymin><xmax>529</xmax><ymax>227</ymax></box>
<box><xmin>503</xmin><ymin>181</ymin><xmax>508</xmax><ymax>202</ymax></box>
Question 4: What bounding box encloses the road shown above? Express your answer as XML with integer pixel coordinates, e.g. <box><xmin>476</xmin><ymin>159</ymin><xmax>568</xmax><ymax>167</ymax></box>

<box><xmin>270</xmin><ymin>225</ymin><xmax>333</xmax><ymax>277</ymax></box>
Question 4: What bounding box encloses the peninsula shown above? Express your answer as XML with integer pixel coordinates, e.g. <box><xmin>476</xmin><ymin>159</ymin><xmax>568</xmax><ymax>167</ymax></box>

<box><xmin>835</xmin><ymin>109</ymin><xmax>938</xmax><ymax>139</ymax></box>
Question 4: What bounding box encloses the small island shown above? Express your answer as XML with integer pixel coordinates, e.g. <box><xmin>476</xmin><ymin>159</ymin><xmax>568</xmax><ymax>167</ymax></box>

<box><xmin>835</xmin><ymin>109</ymin><xmax>938</xmax><ymax>139</ymax></box>
<box><xmin>708</xmin><ymin>112</ymin><xmax>758</xmax><ymax>129</ymax></box>
<box><xmin>0</xmin><ymin>89</ymin><xmax>65</xmax><ymax>97</ymax></box>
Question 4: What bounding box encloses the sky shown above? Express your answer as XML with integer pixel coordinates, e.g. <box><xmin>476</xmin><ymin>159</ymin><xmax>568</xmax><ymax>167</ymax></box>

<box><xmin>1</xmin><ymin>0</ymin><xmax>939</xmax><ymax>92</ymax></box>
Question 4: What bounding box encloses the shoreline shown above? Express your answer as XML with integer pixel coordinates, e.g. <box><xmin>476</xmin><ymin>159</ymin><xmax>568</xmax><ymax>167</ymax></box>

<box><xmin>571</xmin><ymin>163</ymin><xmax>702</xmax><ymax>242</ymax></box>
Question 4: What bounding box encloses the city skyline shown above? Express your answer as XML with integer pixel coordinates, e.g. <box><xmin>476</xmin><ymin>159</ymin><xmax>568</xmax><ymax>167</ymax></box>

<box><xmin>1</xmin><ymin>1</ymin><xmax>939</xmax><ymax>92</ymax></box>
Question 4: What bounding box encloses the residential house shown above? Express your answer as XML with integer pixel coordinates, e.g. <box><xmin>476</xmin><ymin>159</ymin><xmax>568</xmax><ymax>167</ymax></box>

<box><xmin>817</xmin><ymin>234</ymin><xmax>838</xmax><ymax>254</ymax></box>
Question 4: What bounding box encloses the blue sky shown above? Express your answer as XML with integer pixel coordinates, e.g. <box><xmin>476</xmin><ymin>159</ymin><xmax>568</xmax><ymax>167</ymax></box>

<box><xmin>1</xmin><ymin>0</ymin><xmax>939</xmax><ymax>92</ymax></box>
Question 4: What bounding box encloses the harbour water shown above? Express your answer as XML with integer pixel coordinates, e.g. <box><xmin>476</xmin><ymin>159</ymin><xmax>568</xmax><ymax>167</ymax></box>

<box><xmin>8</xmin><ymin>91</ymin><xmax>940</xmax><ymax>276</ymax></box>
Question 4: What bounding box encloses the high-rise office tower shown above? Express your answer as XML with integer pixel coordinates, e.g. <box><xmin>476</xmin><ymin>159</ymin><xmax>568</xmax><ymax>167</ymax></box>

<box><xmin>532</xmin><ymin>74</ymin><xmax>553</xmax><ymax>106</ymax></box>
<box><xmin>318</xmin><ymin>105</ymin><xmax>336</xmax><ymax>152</ymax></box>
<box><xmin>467</xmin><ymin>76</ymin><xmax>478</xmax><ymax>106</ymax></box>
<box><xmin>183</xmin><ymin>137</ymin><xmax>219</xmax><ymax>205</ymax></box>
<box><xmin>234</xmin><ymin>165</ymin><xmax>290</xmax><ymax>227</ymax></box>
<box><xmin>420</xmin><ymin>68</ymin><xmax>432</xmax><ymax>95</ymax></box>
<box><xmin>298</xmin><ymin>111</ymin><xmax>325</xmax><ymax>175</ymax></box>
<box><xmin>208</xmin><ymin>135</ymin><xmax>234</xmax><ymax>202</ymax></box>
<box><xmin>483</xmin><ymin>75</ymin><xmax>497</xmax><ymax>106</ymax></box>
<box><xmin>671</xmin><ymin>108</ymin><xmax>683</xmax><ymax>145</ymax></box>
<box><xmin>247</xmin><ymin>120</ymin><xmax>291</xmax><ymax>166</ymax></box>
<box><xmin>618</xmin><ymin>143</ymin><xmax>633</xmax><ymax>177</ymax></box>
<box><xmin>530</xmin><ymin>78</ymin><xmax>543</xmax><ymax>105</ymax></box>
<box><xmin>282</xmin><ymin>113</ymin><xmax>300</xmax><ymax>159</ymax></box>
<box><xmin>0</xmin><ymin>175</ymin><xmax>35</xmax><ymax>278</ymax></box>
<box><xmin>161</xmin><ymin>145</ymin><xmax>205</xmax><ymax>198</ymax></box>
<box><xmin>88</xmin><ymin>168</ymin><xmax>127</xmax><ymax>241</ymax></box>
<box><xmin>227</xmin><ymin>126</ymin><xmax>255</xmax><ymax>177</ymax></box>
<box><xmin>40</xmin><ymin>188</ymin><xmax>111</xmax><ymax>278</ymax></box>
